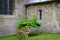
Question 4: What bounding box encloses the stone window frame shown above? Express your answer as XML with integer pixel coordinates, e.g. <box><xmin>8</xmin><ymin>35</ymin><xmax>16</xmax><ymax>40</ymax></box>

<box><xmin>0</xmin><ymin>0</ymin><xmax>16</xmax><ymax>18</ymax></box>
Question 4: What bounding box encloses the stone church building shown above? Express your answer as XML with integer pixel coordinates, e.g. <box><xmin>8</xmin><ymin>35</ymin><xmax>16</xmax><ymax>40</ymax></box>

<box><xmin>0</xmin><ymin>0</ymin><xmax>60</xmax><ymax>36</ymax></box>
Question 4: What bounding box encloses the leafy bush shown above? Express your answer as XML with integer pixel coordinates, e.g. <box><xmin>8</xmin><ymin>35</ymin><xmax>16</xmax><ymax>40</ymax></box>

<box><xmin>16</xmin><ymin>16</ymin><xmax>41</xmax><ymax>29</ymax></box>
<box><xmin>16</xmin><ymin>16</ymin><xmax>42</xmax><ymax>40</ymax></box>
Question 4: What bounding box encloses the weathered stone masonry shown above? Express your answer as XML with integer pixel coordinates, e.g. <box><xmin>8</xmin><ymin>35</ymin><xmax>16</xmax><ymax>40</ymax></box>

<box><xmin>26</xmin><ymin>2</ymin><xmax>60</xmax><ymax>33</ymax></box>
<box><xmin>0</xmin><ymin>0</ymin><xmax>60</xmax><ymax>37</ymax></box>
<box><xmin>0</xmin><ymin>0</ymin><xmax>27</xmax><ymax>37</ymax></box>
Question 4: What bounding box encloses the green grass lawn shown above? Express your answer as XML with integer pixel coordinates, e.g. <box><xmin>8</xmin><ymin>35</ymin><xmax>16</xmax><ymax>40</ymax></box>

<box><xmin>0</xmin><ymin>34</ymin><xmax>60</xmax><ymax>40</ymax></box>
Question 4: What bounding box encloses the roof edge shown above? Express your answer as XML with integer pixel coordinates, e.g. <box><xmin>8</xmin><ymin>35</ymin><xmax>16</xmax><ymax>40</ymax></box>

<box><xmin>25</xmin><ymin>1</ymin><xmax>60</xmax><ymax>6</ymax></box>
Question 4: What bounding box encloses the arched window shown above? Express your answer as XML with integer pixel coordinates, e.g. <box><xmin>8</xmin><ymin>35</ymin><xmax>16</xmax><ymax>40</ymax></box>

<box><xmin>0</xmin><ymin>0</ymin><xmax>14</xmax><ymax>15</ymax></box>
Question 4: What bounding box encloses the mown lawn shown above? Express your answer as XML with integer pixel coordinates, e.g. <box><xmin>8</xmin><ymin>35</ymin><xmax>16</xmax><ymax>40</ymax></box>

<box><xmin>0</xmin><ymin>34</ymin><xmax>60</xmax><ymax>40</ymax></box>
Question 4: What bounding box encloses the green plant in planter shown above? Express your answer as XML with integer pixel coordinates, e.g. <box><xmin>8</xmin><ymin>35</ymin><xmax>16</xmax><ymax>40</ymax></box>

<box><xmin>16</xmin><ymin>16</ymin><xmax>42</xmax><ymax>40</ymax></box>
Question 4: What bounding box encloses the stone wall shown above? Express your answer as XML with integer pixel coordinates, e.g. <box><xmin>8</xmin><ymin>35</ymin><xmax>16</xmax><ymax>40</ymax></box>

<box><xmin>27</xmin><ymin>2</ymin><xmax>60</xmax><ymax>33</ymax></box>
<box><xmin>0</xmin><ymin>0</ymin><xmax>26</xmax><ymax>36</ymax></box>
<box><xmin>0</xmin><ymin>18</ymin><xmax>17</xmax><ymax>36</ymax></box>
<box><xmin>55</xmin><ymin>2</ymin><xmax>60</xmax><ymax>33</ymax></box>
<box><xmin>0</xmin><ymin>0</ymin><xmax>17</xmax><ymax>36</ymax></box>
<box><xmin>0</xmin><ymin>0</ymin><xmax>60</xmax><ymax>37</ymax></box>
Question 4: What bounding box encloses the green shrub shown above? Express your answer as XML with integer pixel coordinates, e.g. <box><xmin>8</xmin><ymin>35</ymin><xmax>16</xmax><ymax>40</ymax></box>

<box><xmin>16</xmin><ymin>16</ymin><xmax>41</xmax><ymax>29</ymax></box>
<box><xmin>16</xmin><ymin>15</ymin><xmax>42</xmax><ymax>40</ymax></box>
